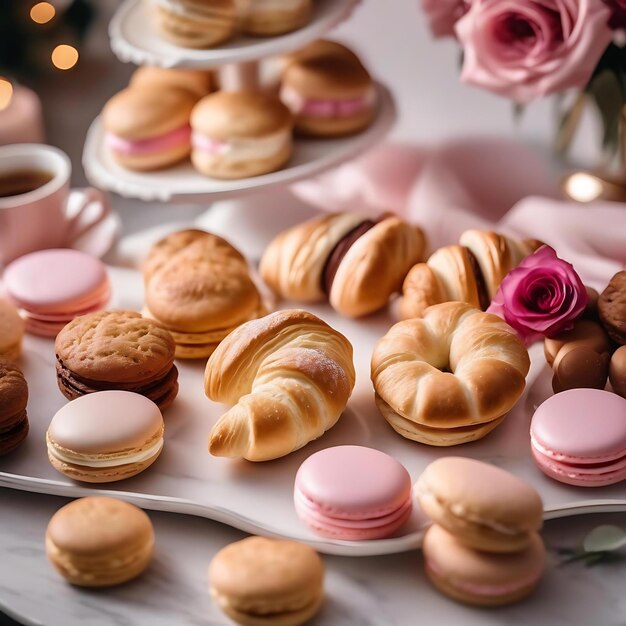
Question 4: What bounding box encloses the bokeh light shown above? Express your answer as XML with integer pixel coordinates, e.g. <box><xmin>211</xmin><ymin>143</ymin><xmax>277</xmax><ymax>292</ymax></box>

<box><xmin>0</xmin><ymin>78</ymin><xmax>13</xmax><ymax>112</ymax></box>
<box><xmin>30</xmin><ymin>2</ymin><xmax>56</xmax><ymax>24</ymax></box>
<box><xmin>51</xmin><ymin>45</ymin><xmax>79</xmax><ymax>70</ymax></box>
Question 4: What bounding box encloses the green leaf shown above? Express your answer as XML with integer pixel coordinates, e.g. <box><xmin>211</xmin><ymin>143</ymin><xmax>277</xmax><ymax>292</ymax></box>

<box><xmin>583</xmin><ymin>525</ymin><xmax>626</xmax><ymax>553</ymax></box>
<box><xmin>585</xmin><ymin>69</ymin><xmax>624</xmax><ymax>156</ymax></box>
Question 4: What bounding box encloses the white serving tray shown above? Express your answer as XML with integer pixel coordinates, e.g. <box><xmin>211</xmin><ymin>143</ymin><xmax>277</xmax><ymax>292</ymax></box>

<box><xmin>110</xmin><ymin>0</ymin><xmax>359</xmax><ymax>68</ymax></box>
<box><xmin>1</xmin><ymin>267</ymin><xmax>625</xmax><ymax>556</ymax></box>
<box><xmin>82</xmin><ymin>84</ymin><xmax>395</xmax><ymax>203</ymax></box>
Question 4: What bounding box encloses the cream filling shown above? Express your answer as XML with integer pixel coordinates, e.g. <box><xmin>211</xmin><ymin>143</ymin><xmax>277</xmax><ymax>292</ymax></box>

<box><xmin>192</xmin><ymin>129</ymin><xmax>290</xmax><ymax>162</ymax></box>
<box><xmin>238</xmin><ymin>0</ymin><xmax>308</xmax><ymax>13</ymax></box>
<box><xmin>48</xmin><ymin>438</ymin><xmax>164</xmax><ymax>468</ymax></box>
<box><xmin>280</xmin><ymin>84</ymin><xmax>377</xmax><ymax>116</ymax></box>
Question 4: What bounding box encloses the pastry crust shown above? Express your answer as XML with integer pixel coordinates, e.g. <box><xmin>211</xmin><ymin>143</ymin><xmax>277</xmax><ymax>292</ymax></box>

<box><xmin>242</xmin><ymin>0</ymin><xmax>312</xmax><ymax>36</ymax></box>
<box><xmin>204</xmin><ymin>309</ymin><xmax>355</xmax><ymax>461</ymax></box>
<box><xmin>371</xmin><ymin>302</ymin><xmax>529</xmax><ymax>445</ymax></box>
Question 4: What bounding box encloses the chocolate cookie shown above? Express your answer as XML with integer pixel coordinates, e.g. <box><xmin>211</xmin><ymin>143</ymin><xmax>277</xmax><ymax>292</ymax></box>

<box><xmin>610</xmin><ymin>345</ymin><xmax>626</xmax><ymax>398</ymax></box>
<box><xmin>0</xmin><ymin>359</ymin><xmax>29</xmax><ymax>455</ymax></box>
<box><xmin>598</xmin><ymin>271</ymin><xmax>626</xmax><ymax>345</ymax></box>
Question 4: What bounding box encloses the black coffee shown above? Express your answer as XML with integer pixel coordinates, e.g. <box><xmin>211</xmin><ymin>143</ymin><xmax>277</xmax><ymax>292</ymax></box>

<box><xmin>0</xmin><ymin>169</ymin><xmax>54</xmax><ymax>198</ymax></box>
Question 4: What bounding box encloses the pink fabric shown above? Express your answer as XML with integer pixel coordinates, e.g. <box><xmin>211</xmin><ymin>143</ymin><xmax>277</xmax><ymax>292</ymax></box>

<box><xmin>455</xmin><ymin>0</ymin><xmax>613</xmax><ymax>103</ymax></box>
<box><xmin>291</xmin><ymin>138</ymin><xmax>626</xmax><ymax>290</ymax></box>
<box><xmin>106</xmin><ymin>125</ymin><xmax>191</xmax><ymax>156</ymax></box>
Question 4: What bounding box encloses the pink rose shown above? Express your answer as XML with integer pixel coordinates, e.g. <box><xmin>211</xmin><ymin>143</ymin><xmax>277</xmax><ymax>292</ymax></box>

<box><xmin>421</xmin><ymin>0</ymin><xmax>470</xmax><ymax>38</ymax></box>
<box><xmin>604</xmin><ymin>0</ymin><xmax>626</xmax><ymax>28</ymax></box>
<box><xmin>487</xmin><ymin>246</ymin><xmax>588</xmax><ymax>344</ymax></box>
<box><xmin>456</xmin><ymin>0</ymin><xmax>613</xmax><ymax>103</ymax></box>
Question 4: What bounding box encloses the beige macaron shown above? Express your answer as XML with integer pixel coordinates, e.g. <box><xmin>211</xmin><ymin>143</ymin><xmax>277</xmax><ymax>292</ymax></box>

<box><xmin>102</xmin><ymin>86</ymin><xmax>196</xmax><ymax>170</ymax></box>
<box><xmin>0</xmin><ymin>298</ymin><xmax>25</xmax><ymax>361</ymax></box>
<box><xmin>241</xmin><ymin>0</ymin><xmax>311</xmax><ymax>36</ymax></box>
<box><xmin>130</xmin><ymin>66</ymin><xmax>212</xmax><ymax>99</ymax></box>
<box><xmin>46</xmin><ymin>496</ymin><xmax>154</xmax><ymax>587</ymax></box>
<box><xmin>209</xmin><ymin>536</ymin><xmax>324</xmax><ymax>626</ymax></box>
<box><xmin>415</xmin><ymin>457</ymin><xmax>544</xmax><ymax>553</ymax></box>
<box><xmin>191</xmin><ymin>91</ymin><xmax>293</xmax><ymax>179</ymax></box>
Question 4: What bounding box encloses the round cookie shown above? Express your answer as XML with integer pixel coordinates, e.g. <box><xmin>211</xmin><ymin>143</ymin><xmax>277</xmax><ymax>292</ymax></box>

<box><xmin>55</xmin><ymin>310</ymin><xmax>178</xmax><ymax>411</ymax></box>
<box><xmin>610</xmin><ymin>345</ymin><xmax>626</xmax><ymax>398</ymax></box>
<box><xmin>242</xmin><ymin>0</ymin><xmax>311</xmax><ymax>36</ymax></box>
<box><xmin>46</xmin><ymin>496</ymin><xmax>154</xmax><ymax>587</ymax></box>
<box><xmin>209</xmin><ymin>536</ymin><xmax>324</xmax><ymax>626</ymax></box>
<box><xmin>0</xmin><ymin>359</ymin><xmax>29</xmax><ymax>456</ymax></box>
<box><xmin>415</xmin><ymin>457</ymin><xmax>543</xmax><ymax>553</ymax></box>
<box><xmin>47</xmin><ymin>391</ymin><xmax>165</xmax><ymax>483</ymax></box>
<box><xmin>294</xmin><ymin>445</ymin><xmax>412</xmax><ymax>540</ymax></box>
<box><xmin>0</xmin><ymin>298</ymin><xmax>24</xmax><ymax>360</ymax></box>
<box><xmin>130</xmin><ymin>66</ymin><xmax>212</xmax><ymax>99</ymax></box>
<box><xmin>598</xmin><ymin>270</ymin><xmax>626</xmax><ymax>345</ymax></box>
<box><xmin>422</xmin><ymin>525</ymin><xmax>545</xmax><ymax>607</ymax></box>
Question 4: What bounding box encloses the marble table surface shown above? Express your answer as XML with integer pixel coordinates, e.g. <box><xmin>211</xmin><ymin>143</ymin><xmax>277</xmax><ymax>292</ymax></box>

<box><xmin>1</xmin><ymin>487</ymin><xmax>625</xmax><ymax>626</ymax></box>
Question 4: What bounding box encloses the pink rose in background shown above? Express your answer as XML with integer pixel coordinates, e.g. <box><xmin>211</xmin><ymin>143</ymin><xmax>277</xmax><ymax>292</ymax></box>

<box><xmin>487</xmin><ymin>246</ymin><xmax>588</xmax><ymax>344</ymax></box>
<box><xmin>456</xmin><ymin>0</ymin><xmax>613</xmax><ymax>103</ymax></box>
<box><xmin>421</xmin><ymin>0</ymin><xmax>470</xmax><ymax>37</ymax></box>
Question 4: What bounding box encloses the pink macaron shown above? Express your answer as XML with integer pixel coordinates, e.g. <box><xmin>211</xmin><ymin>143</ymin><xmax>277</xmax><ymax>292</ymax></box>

<box><xmin>530</xmin><ymin>388</ymin><xmax>626</xmax><ymax>487</ymax></box>
<box><xmin>3</xmin><ymin>249</ymin><xmax>110</xmax><ymax>337</ymax></box>
<box><xmin>294</xmin><ymin>445</ymin><xmax>412</xmax><ymax>540</ymax></box>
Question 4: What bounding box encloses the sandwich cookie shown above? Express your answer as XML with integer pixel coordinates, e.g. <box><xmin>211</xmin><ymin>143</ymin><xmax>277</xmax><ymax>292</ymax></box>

<box><xmin>47</xmin><ymin>390</ymin><xmax>165</xmax><ymax>482</ymax></box>
<box><xmin>191</xmin><ymin>91</ymin><xmax>293</xmax><ymax>179</ymax></box>
<box><xmin>151</xmin><ymin>0</ymin><xmax>237</xmax><ymax>48</ymax></box>
<box><xmin>294</xmin><ymin>445</ymin><xmax>412</xmax><ymax>540</ymax></box>
<box><xmin>0</xmin><ymin>359</ymin><xmax>29</xmax><ymax>456</ymax></box>
<box><xmin>260</xmin><ymin>211</ymin><xmax>426</xmax><ymax>318</ymax></box>
<box><xmin>55</xmin><ymin>310</ymin><xmax>178</xmax><ymax>411</ymax></box>
<box><xmin>3</xmin><ymin>249</ymin><xmax>110</xmax><ymax>337</ymax></box>
<box><xmin>102</xmin><ymin>86</ymin><xmax>196</xmax><ymax>171</ymax></box>
<box><xmin>241</xmin><ymin>0</ymin><xmax>311</xmax><ymax>36</ymax></box>
<box><xmin>209</xmin><ymin>536</ymin><xmax>324</xmax><ymax>626</ymax></box>
<box><xmin>0</xmin><ymin>298</ymin><xmax>25</xmax><ymax>360</ymax></box>
<box><xmin>422</xmin><ymin>524</ymin><xmax>545</xmax><ymax>607</ymax></box>
<box><xmin>415</xmin><ymin>457</ymin><xmax>543</xmax><ymax>553</ymax></box>
<box><xmin>46</xmin><ymin>497</ymin><xmax>154</xmax><ymax>586</ymax></box>
<box><xmin>280</xmin><ymin>41</ymin><xmax>376</xmax><ymax>136</ymax></box>
<box><xmin>598</xmin><ymin>270</ymin><xmax>626</xmax><ymax>345</ymax></box>
<box><xmin>531</xmin><ymin>388</ymin><xmax>626</xmax><ymax>487</ymax></box>
<box><xmin>130</xmin><ymin>65</ymin><xmax>212</xmax><ymax>99</ymax></box>
<box><xmin>142</xmin><ymin>229</ymin><xmax>264</xmax><ymax>359</ymax></box>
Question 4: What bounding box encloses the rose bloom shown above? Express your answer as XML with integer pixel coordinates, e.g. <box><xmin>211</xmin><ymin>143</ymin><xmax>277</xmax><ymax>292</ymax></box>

<box><xmin>487</xmin><ymin>246</ymin><xmax>588</xmax><ymax>344</ymax></box>
<box><xmin>422</xmin><ymin>0</ymin><xmax>470</xmax><ymax>38</ymax></box>
<box><xmin>604</xmin><ymin>0</ymin><xmax>626</xmax><ymax>28</ymax></box>
<box><xmin>456</xmin><ymin>0</ymin><xmax>613</xmax><ymax>103</ymax></box>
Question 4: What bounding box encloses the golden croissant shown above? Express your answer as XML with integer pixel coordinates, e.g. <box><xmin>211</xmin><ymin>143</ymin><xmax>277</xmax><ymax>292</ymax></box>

<box><xmin>204</xmin><ymin>309</ymin><xmax>356</xmax><ymax>461</ymax></box>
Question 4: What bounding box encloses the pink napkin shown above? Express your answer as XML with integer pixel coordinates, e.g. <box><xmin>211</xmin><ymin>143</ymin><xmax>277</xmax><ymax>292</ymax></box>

<box><xmin>291</xmin><ymin>138</ymin><xmax>625</xmax><ymax>288</ymax></box>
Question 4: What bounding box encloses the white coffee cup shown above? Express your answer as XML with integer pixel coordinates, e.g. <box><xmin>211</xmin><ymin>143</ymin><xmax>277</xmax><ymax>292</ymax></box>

<box><xmin>0</xmin><ymin>144</ymin><xmax>110</xmax><ymax>267</ymax></box>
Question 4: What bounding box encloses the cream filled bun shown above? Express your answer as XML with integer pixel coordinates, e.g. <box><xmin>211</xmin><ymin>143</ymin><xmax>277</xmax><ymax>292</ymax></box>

<box><xmin>130</xmin><ymin>66</ymin><xmax>212</xmax><ymax>99</ymax></box>
<box><xmin>102</xmin><ymin>87</ymin><xmax>196</xmax><ymax>171</ymax></box>
<box><xmin>240</xmin><ymin>0</ymin><xmax>311</xmax><ymax>36</ymax></box>
<box><xmin>190</xmin><ymin>91</ymin><xmax>293</xmax><ymax>179</ymax></box>
<box><xmin>280</xmin><ymin>42</ymin><xmax>376</xmax><ymax>137</ymax></box>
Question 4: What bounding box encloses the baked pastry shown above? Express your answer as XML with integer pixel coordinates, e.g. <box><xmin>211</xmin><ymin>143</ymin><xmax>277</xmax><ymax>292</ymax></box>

<box><xmin>371</xmin><ymin>302</ymin><xmax>530</xmax><ymax>446</ymax></box>
<box><xmin>142</xmin><ymin>229</ymin><xmax>264</xmax><ymax>359</ymax></box>
<box><xmin>598</xmin><ymin>270</ymin><xmax>626</xmax><ymax>344</ymax></box>
<box><xmin>280</xmin><ymin>40</ymin><xmax>376</xmax><ymax>136</ymax></box>
<box><xmin>55</xmin><ymin>310</ymin><xmax>179</xmax><ymax>411</ymax></box>
<box><xmin>0</xmin><ymin>359</ymin><xmax>28</xmax><ymax>456</ymax></box>
<box><xmin>46</xmin><ymin>497</ymin><xmax>154</xmax><ymax>587</ymax></box>
<box><xmin>544</xmin><ymin>319</ymin><xmax>613</xmax><ymax>393</ymax></box>
<box><xmin>102</xmin><ymin>86</ymin><xmax>195</xmax><ymax>170</ymax></box>
<box><xmin>241</xmin><ymin>0</ymin><xmax>311</xmax><ymax>35</ymax></box>
<box><xmin>400</xmin><ymin>230</ymin><xmax>542</xmax><ymax>319</ymax></box>
<box><xmin>47</xmin><ymin>391</ymin><xmax>165</xmax><ymax>483</ymax></box>
<box><xmin>610</xmin><ymin>345</ymin><xmax>626</xmax><ymax>398</ymax></box>
<box><xmin>130</xmin><ymin>66</ymin><xmax>212</xmax><ymax>99</ymax></box>
<box><xmin>209</xmin><ymin>536</ymin><xmax>324</xmax><ymax>626</ymax></box>
<box><xmin>204</xmin><ymin>309</ymin><xmax>355</xmax><ymax>461</ymax></box>
<box><xmin>151</xmin><ymin>0</ymin><xmax>237</xmax><ymax>48</ymax></box>
<box><xmin>0</xmin><ymin>298</ymin><xmax>24</xmax><ymax>360</ymax></box>
<box><xmin>260</xmin><ymin>212</ymin><xmax>426</xmax><ymax>318</ymax></box>
<box><xmin>191</xmin><ymin>91</ymin><xmax>293</xmax><ymax>179</ymax></box>
<box><xmin>4</xmin><ymin>249</ymin><xmax>110</xmax><ymax>337</ymax></box>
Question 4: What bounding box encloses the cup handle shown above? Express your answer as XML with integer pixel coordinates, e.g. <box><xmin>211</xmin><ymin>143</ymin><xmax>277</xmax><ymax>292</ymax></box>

<box><xmin>64</xmin><ymin>187</ymin><xmax>111</xmax><ymax>243</ymax></box>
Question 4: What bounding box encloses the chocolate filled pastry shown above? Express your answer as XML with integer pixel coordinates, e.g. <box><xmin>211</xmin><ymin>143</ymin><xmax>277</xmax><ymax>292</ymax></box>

<box><xmin>598</xmin><ymin>270</ymin><xmax>626</xmax><ymax>345</ymax></box>
<box><xmin>544</xmin><ymin>320</ymin><xmax>613</xmax><ymax>393</ymax></box>
<box><xmin>260</xmin><ymin>212</ymin><xmax>426</xmax><ymax>318</ymax></box>
<box><xmin>400</xmin><ymin>231</ymin><xmax>542</xmax><ymax>320</ymax></box>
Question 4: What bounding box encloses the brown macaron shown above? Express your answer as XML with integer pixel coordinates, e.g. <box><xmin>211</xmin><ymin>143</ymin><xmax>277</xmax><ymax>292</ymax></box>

<box><xmin>598</xmin><ymin>270</ymin><xmax>626</xmax><ymax>345</ymax></box>
<box><xmin>191</xmin><ymin>91</ymin><xmax>293</xmax><ymax>179</ymax></box>
<box><xmin>130</xmin><ymin>66</ymin><xmax>212</xmax><ymax>99</ymax></box>
<box><xmin>55</xmin><ymin>310</ymin><xmax>178</xmax><ymax>411</ymax></box>
<box><xmin>610</xmin><ymin>345</ymin><xmax>626</xmax><ymax>398</ymax></box>
<box><xmin>280</xmin><ymin>41</ymin><xmax>375</xmax><ymax>137</ymax></box>
<box><xmin>102</xmin><ymin>86</ymin><xmax>196</xmax><ymax>171</ymax></box>
<box><xmin>0</xmin><ymin>359</ymin><xmax>29</xmax><ymax>456</ymax></box>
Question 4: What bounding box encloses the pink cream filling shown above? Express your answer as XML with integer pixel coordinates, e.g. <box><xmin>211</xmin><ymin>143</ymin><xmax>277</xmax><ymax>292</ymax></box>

<box><xmin>191</xmin><ymin>133</ymin><xmax>230</xmax><ymax>155</ymax></box>
<box><xmin>299</xmin><ymin>97</ymin><xmax>370</xmax><ymax>117</ymax></box>
<box><xmin>106</xmin><ymin>125</ymin><xmax>191</xmax><ymax>156</ymax></box>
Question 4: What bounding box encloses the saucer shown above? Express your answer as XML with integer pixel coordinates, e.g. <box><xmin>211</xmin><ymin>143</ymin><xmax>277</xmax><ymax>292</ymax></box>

<box><xmin>70</xmin><ymin>211</ymin><xmax>121</xmax><ymax>259</ymax></box>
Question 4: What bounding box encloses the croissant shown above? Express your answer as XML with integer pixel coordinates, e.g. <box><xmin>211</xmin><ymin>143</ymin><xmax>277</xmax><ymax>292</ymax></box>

<box><xmin>400</xmin><ymin>230</ymin><xmax>542</xmax><ymax>320</ymax></box>
<box><xmin>204</xmin><ymin>309</ymin><xmax>355</xmax><ymax>461</ymax></box>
